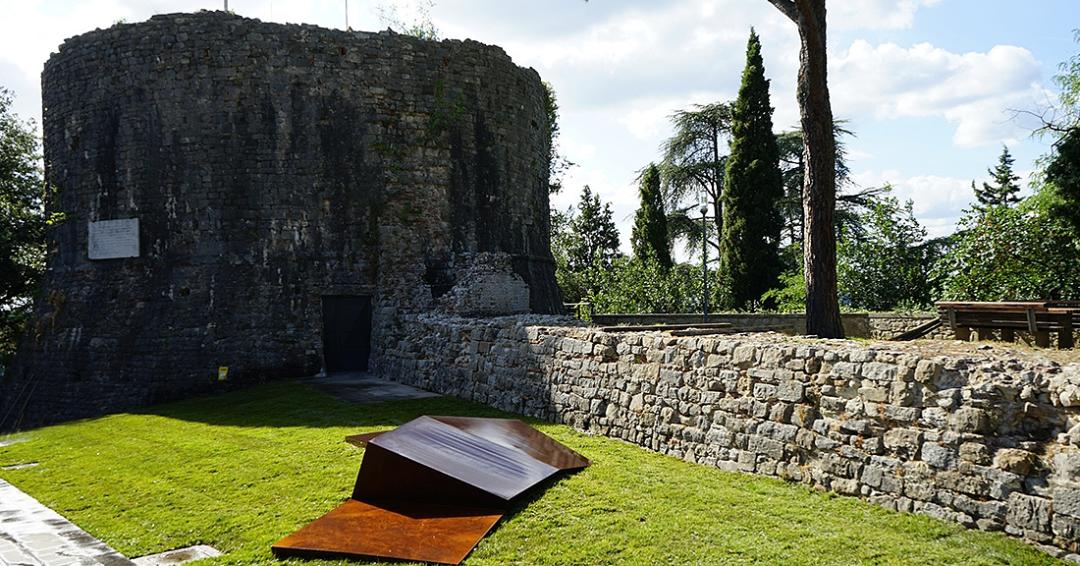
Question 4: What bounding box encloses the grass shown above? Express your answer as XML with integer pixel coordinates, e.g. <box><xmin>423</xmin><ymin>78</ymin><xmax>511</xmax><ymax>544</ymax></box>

<box><xmin>0</xmin><ymin>382</ymin><xmax>1061</xmax><ymax>565</ymax></box>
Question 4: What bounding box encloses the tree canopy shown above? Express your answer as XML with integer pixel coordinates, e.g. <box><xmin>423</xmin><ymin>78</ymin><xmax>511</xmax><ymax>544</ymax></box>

<box><xmin>837</xmin><ymin>194</ymin><xmax>939</xmax><ymax>311</ymax></box>
<box><xmin>1046</xmin><ymin>128</ymin><xmax>1080</xmax><ymax>233</ymax></box>
<box><xmin>659</xmin><ymin>102</ymin><xmax>731</xmax><ymax>258</ymax></box>
<box><xmin>0</xmin><ymin>88</ymin><xmax>47</xmax><ymax>364</ymax></box>
<box><xmin>552</xmin><ymin>185</ymin><xmax>622</xmax><ymax>303</ymax></box>
<box><xmin>933</xmin><ymin>204</ymin><xmax>1080</xmax><ymax>302</ymax></box>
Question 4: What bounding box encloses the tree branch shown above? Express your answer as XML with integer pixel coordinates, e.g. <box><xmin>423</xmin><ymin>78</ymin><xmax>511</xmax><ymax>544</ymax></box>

<box><xmin>765</xmin><ymin>0</ymin><xmax>798</xmax><ymax>22</ymax></box>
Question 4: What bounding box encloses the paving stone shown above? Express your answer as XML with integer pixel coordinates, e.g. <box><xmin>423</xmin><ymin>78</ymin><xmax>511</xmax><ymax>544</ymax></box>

<box><xmin>306</xmin><ymin>372</ymin><xmax>440</xmax><ymax>404</ymax></box>
<box><xmin>0</xmin><ymin>479</ymin><xmax>132</xmax><ymax>565</ymax></box>
<box><xmin>131</xmin><ymin>545</ymin><xmax>222</xmax><ymax>566</ymax></box>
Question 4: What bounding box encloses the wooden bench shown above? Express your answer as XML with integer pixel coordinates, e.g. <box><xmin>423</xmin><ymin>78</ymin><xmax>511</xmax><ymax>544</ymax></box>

<box><xmin>936</xmin><ymin>301</ymin><xmax>1077</xmax><ymax>349</ymax></box>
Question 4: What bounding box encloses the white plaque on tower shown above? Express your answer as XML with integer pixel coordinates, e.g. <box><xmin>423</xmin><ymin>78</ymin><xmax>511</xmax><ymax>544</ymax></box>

<box><xmin>88</xmin><ymin>218</ymin><xmax>140</xmax><ymax>260</ymax></box>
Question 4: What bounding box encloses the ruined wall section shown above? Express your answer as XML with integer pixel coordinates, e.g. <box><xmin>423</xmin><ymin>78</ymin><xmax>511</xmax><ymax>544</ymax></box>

<box><xmin>869</xmin><ymin>314</ymin><xmax>954</xmax><ymax>340</ymax></box>
<box><xmin>380</xmin><ymin>315</ymin><xmax>1080</xmax><ymax>558</ymax></box>
<box><xmin>3</xmin><ymin>11</ymin><xmax>556</xmax><ymax>426</ymax></box>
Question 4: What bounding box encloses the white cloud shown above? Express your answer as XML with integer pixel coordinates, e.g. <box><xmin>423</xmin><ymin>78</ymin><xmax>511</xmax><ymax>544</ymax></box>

<box><xmin>831</xmin><ymin>0</ymin><xmax>941</xmax><ymax>31</ymax></box>
<box><xmin>833</xmin><ymin>40</ymin><xmax>1049</xmax><ymax>147</ymax></box>
<box><xmin>614</xmin><ymin>91</ymin><xmax>734</xmax><ymax>141</ymax></box>
<box><xmin>850</xmin><ymin>167</ymin><xmax>1036</xmax><ymax>238</ymax></box>
<box><xmin>851</xmin><ymin>170</ymin><xmax>974</xmax><ymax>236</ymax></box>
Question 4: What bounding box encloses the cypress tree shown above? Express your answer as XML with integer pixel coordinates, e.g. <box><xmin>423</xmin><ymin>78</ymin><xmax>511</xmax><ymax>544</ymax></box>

<box><xmin>631</xmin><ymin>163</ymin><xmax>672</xmax><ymax>270</ymax></box>
<box><xmin>974</xmin><ymin>145</ymin><xmax>1022</xmax><ymax>209</ymax></box>
<box><xmin>720</xmin><ymin>29</ymin><xmax>784</xmax><ymax>309</ymax></box>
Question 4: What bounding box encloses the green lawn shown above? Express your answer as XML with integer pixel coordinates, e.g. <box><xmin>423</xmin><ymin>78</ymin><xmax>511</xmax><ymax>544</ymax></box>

<box><xmin>0</xmin><ymin>382</ymin><xmax>1060</xmax><ymax>565</ymax></box>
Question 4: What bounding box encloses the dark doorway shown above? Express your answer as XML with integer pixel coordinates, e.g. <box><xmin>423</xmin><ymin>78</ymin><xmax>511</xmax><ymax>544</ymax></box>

<box><xmin>322</xmin><ymin>295</ymin><xmax>373</xmax><ymax>373</ymax></box>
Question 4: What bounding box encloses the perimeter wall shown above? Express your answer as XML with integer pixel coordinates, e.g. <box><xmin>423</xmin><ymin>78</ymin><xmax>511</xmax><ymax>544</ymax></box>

<box><xmin>378</xmin><ymin>314</ymin><xmax>1080</xmax><ymax>557</ymax></box>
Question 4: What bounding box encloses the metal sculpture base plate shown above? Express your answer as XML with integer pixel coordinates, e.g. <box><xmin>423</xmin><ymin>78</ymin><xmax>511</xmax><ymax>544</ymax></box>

<box><xmin>272</xmin><ymin>499</ymin><xmax>502</xmax><ymax>564</ymax></box>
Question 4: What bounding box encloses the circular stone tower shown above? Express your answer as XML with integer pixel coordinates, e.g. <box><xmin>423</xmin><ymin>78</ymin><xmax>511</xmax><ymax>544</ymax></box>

<box><xmin>3</xmin><ymin>11</ymin><xmax>560</xmax><ymax>427</ymax></box>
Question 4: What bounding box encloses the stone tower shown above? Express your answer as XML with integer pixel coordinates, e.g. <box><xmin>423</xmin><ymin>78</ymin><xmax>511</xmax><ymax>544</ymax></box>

<box><xmin>1</xmin><ymin>11</ymin><xmax>560</xmax><ymax>428</ymax></box>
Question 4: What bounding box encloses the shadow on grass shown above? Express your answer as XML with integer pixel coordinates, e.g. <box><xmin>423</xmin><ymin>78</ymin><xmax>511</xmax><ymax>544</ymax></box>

<box><xmin>134</xmin><ymin>379</ymin><xmax>540</xmax><ymax>431</ymax></box>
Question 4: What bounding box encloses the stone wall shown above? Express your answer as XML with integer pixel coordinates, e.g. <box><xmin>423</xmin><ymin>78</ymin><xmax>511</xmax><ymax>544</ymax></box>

<box><xmin>869</xmin><ymin>313</ymin><xmax>953</xmax><ymax>340</ymax></box>
<box><xmin>1</xmin><ymin>11</ymin><xmax>558</xmax><ymax>428</ymax></box>
<box><xmin>379</xmin><ymin>314</ymin><xmax>1080</xmax><ymax>557</ymax></box>
<box><xmin>592</xmin><ymin>313</ymin><xmax>871</xmax><ymax>337</ymax></box>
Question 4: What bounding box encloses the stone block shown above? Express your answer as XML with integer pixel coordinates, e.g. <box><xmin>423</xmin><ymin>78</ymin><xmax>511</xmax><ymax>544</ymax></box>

<box><xmin>1007</xmin><ymin>493</ymin><xmax>1051</xmax><ymax>532</ymax></box>
<box><xmin>1056</xmin><ymin>514</ymin><xmax>1080</xmax><ymax>540</ymax></box>
<box><xmin>777</xmin><ymin>380</ymin><xmax>805</xmax><ymax>402</ymax></box>
<box><xmin>863</xmin><ymin>362</ymin><xmax>898</xmax><ymax>382</ymax></box>
<box><xmin>753</xmin><ymin>383</ymin><xmax>778</xmax><ymax>401</ymax></box>
<box><xmin>883</xmin><ymin>427</ymin><xmax>923</xmax><ymax>457</ymax></box>
<box><xmin>791</xmin><ymin>404</ymin><xmax>816</xmax><ymax>428</ymax></box>
<box><xmin>732</xmin><ymin>345</ymin><xmax>756</xmax><ymax>367</ymax></box>
<box><xmin>959</xmin><ymin>442</ymin><xmax>992</xmax><ymax>465</ymax></box>
<box><xmin>747</xmin><ymin>434</ymin><xmax>786</xmax><ymax>460</ymax></box>
<box><xmin>994</xmin><ymin>449</ymin><xmax>1039</xmax><ymax>476</ymax></box>
<box><xmin>858</xmin><ymin>386</ymin><xmax>889</xmax><ymax>403</ymax></box>
<box><xmin>949</xmin><ymin>407</ymin><xmax>990</xmax><ymax>434</ymax></box>
<box><xmin>1054</xmin><ymin>486</ymin><xmax>1080</xmax><ymax>518</ymax></box>
<box><xmin>882</xmin><ymin>404</ymin><xmax>919</xmax><ymax>422</ymax></box>
<box><xmin>920</xmin><ymin>442</ymin><xmax>955</xmax><ymax>469</ymax></box>
<box><xmin>914</xmin><ymin>359</ymin><xmax>941</xmax><ymax>383</ymax></box>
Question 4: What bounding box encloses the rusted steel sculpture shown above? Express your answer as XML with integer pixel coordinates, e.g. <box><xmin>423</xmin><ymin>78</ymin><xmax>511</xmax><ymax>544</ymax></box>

<box><xmin>272</xmin><ymin>416</ymin><xmax>589</xmax><ymax>564</ymax></box>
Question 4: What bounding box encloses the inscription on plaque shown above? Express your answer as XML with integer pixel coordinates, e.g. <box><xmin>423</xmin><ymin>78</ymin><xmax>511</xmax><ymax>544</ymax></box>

<box><xmin>88</xmin><ymin>218</ymin><xmax>140</xmax><ymax>260</ymax></box>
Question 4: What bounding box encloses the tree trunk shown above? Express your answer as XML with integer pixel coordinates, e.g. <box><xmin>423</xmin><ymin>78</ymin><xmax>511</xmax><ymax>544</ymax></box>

<box><xmin>797</xmin><ymin>2</ymin><xmax>843</xmax><ymax>338</ymax></box>
<box><xmin>796</xmin><ymin>150</ymin><xmax>804</xmax><ymax>245</ymax></box>
<box><xmin>768</xmin><ymin>0</ymin><xmax>844</xmax><ymax>338</ymax></box>
<box><xmin>711</xmin><ymin>123</ymin><xmax>723</xmax><ymax>251</ymax></box>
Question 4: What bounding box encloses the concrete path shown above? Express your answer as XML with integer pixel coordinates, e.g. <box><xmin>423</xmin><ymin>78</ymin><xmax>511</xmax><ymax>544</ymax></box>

<box><xmin>306</xmin><ymin>372</ymin><xmax>440</xmax><ymax>404</ymax></box>
<box><xmin>0</xmin><ymin>478</ymin><xmax>131</xmax><ymax>566</ymax></box>
<box><xmin>0</xmin><ymin>479</ymin><xmax>223</xmax><ymax>566</ymax></box>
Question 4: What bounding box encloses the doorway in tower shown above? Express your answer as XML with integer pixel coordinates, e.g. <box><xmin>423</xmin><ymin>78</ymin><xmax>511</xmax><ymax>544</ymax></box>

<box><xmin>321</xmin><ymin>295</ymin><xmax>373</xmax><ymax>373</ymax></box>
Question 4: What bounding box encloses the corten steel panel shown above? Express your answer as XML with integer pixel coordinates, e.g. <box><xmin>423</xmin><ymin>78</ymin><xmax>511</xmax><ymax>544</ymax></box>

<box><xmin>367</xmin><ymin>416</ymin><xmax>559</xmax><ymax>501</ymax></box>
<box><xmin>271</xmin><ymin>499</ymin><xmax>502</xmax><ymax>565</ymax></box>
<box><xmin>430</xmin><ymin>416</ymin><xmax>590</xmax><ymax>471</ymax></box>
<box><xmin>346</xmin><ymin>419</ymin><xmax>589</xmax><ymax>471</ymax></box>
<box><xmin>353</xmin><ymin>444</ymin><xmax>509</xmax><ymax>510</ymax></box>
<box><xmin>273</xmin><ymin>416</ymin><xmax>588</xmax><ymax>564</ymax></box>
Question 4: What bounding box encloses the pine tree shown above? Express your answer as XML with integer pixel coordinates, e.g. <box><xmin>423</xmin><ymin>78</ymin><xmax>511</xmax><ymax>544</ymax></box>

<box><xmin>764</xmin><ymin>0</ymin><xmax>845</xmax><ymax>338</ymax></box>
<box><xmin>567</xmin><ymin>185</ymin><xmax>621</xmax><ymax>272</ymax></box>
<box><xmin>719</xmin><ymin>29</ymin><xmax>785</xmax><ymax>309</ymax></box>
<box><xmin>631</xmin><ymin>163</ymin><xmax>672</xmax><ymax>270</ymax></box>
<box><xmin>974</xmin><ymin>145</ymin><xmax>1022</xmax><ymax>209</ymax></box>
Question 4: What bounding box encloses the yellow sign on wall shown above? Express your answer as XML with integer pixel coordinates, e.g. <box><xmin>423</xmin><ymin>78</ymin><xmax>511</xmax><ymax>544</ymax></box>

<box><xmin>218</xmin><ymin>366</ymin><xmax>229</xmax><ymax>381</ymax></box>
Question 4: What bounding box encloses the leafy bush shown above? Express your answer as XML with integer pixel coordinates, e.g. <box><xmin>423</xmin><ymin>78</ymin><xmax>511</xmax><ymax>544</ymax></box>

<box><xmin>933</xmin><ymin>205</ymin><xmax>1080</xmax><ymax>301</ymax></box>
<box><xmin>588</xmin><ymin>258</ymin><xmax>709</xmax><ymax>315</ymax></box>
<box><xmin>837</xmin><ymin>196</ymin><xmax>941</xmax><ymax>311</ymax></box>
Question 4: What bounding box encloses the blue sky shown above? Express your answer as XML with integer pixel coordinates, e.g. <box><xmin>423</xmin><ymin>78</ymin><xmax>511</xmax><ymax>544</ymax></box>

<box><xmin>2</xmin><ymin>0</ymin><xmax>1077</xmax><ymax>249</ymax></box>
